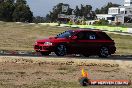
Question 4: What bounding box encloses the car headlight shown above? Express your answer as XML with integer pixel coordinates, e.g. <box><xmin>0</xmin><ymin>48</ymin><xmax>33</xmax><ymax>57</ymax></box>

<box><xmin>44</xmin><ymin>42</ymin><xmax>52</xmax><ymax>46</ymax></box>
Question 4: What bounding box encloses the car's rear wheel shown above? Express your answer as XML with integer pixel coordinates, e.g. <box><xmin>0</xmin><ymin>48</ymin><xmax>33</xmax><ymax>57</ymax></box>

<box><xmin>41</xmin><ymin>52</ymin><xmax>50</xmax><ymax>56</ymax></box>
<box><xmin>55</xmin><ymin>44</ymin><xmax>67</xmax><ymax>56</ymax></box>
<box><xmin>99</xmin><ymin>47</ymin><xmax>109</xmax><ymax>58</ymax></box>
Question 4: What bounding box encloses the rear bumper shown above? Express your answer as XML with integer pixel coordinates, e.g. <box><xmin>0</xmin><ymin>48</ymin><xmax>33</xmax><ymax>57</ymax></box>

<box><xmin>34</xmin><ymin>45</ymin><xmax>55</xmax><ymax>52</ymax></box>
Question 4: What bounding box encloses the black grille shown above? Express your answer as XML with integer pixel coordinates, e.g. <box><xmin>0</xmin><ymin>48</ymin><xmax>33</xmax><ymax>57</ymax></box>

<box><xmin>38</xmin><ymin>42</ymin><xmax>44</xmax><ymax>44</ymax></box>
<box><xmin>35</xmin><ymin>45</ymin><xmax>42</xmax><ymax>50</ymax></box>
<box><xmin>39</xmin><ymin>46</ymin><xmax>42</xmax><ymax>50</ymax></box>
<box><xmin>35</xmin><ymin>45</ymin><xmax>39</xmax><ymax>49</ymax></box>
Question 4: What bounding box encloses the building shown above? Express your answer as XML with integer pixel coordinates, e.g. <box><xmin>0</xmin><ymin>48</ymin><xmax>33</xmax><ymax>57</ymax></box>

<box><xmin>124</xmin><ymin>0</ymin><xmax>132</xmax><ymax>6</ymax></box>
<box><xmin>97</xmin><ymin>0</ymin><xmax>132</xmax><ymax>24</ymax></box>
<box><xmin>116</xmin><ymin>7</ymin><xmax>132</xmax><ymax>23</ymax></box>
<box><xmin>108</xmin><ymin>7</ymin><xmax>120</xmax><ymax>15</ymax></box>
<box><xmin>96</xmin><ymin>14</ymin><xmax>115</xmax><ymax>21</ymax></box>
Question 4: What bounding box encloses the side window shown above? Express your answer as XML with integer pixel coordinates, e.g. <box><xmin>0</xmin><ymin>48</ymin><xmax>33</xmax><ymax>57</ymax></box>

<box><xmin>76</xmin><ymin>31</ymin><xmax>100</xmax><ymax>40</ymax></box>
<box><xmin>89</xmin><ymin>34</ymin><xmax>96</xmax><ymax>40</ymax></box>
<box><xmin>76</xmin><ymin>32</ymin><xmax>85</xmax><ymax>40</ymax></box>
<box><xmin>85</xmin><ymin>32</ymin><xmax>99</xmax><ymax>40</ymax></box>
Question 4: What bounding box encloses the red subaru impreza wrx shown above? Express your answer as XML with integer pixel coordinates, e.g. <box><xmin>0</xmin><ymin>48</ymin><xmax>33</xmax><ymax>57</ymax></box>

<box><xmin>34</xmin><ymin>29</ymin><xmax>116</xmax><ymax>57</ymax></box>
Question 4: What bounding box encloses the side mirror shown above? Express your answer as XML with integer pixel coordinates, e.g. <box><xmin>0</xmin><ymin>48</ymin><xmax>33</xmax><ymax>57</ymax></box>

<box><xmin>72</xmin><ymin>36</ymin><xmax>77</xmax><ymax>40</ymax></box>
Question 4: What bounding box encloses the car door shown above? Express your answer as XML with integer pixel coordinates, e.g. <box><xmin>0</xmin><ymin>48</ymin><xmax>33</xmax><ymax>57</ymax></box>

<box><xmin>76</xmin><ymin>31</ymin><xmax>87</xmax><ymax>53</ymax></box>
<box><xmin>84</xmin><ymin>31</ymin><xmax>101</xmax><ymax>54</ymax></box>
<box><xmin>68</xmin><ymin>31</ymin><xmax>86</xmax><ymax>54</ymax></box>
<box><xmin>69</xmin><ymin>31</ymin><xmax>101</xmax><ymax>54</ymax></box>
<box><xmin>70</xmin><ymin>31</ymin><xmax>99</xmax><ymax>54</ymax></box>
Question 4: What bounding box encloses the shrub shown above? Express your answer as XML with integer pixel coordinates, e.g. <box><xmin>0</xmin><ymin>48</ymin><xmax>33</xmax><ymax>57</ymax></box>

<box><xmin>94</xmin><ymin>19</ymin><xmax>109</xmax><ymax>25</ymax></box>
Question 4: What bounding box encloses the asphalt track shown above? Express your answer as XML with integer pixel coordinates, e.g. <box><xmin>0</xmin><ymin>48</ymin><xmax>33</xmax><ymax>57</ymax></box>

<box><xmin>0</xmin><ymin>51</ymin><xmax>132</xmax><ymax>61</ymax></box>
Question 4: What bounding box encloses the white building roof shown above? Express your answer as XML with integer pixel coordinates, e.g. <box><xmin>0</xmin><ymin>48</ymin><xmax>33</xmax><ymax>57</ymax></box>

<box><xmin>96</xmin><ymin>14</ymin><xmax>115</xmax><ymax>17</ymax></box>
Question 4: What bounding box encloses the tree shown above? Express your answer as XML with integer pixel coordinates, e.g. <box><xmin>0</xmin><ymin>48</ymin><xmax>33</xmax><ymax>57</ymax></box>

<box><xmin>95</xmin><ymin>8</ymin><xmax>101</xmax><ymax>14</ymax></box>
<box><xmin>47</xmin><ymin>3</ymin><xmax>72</xmax><ymax>22</ymax></box>
<box><xmin>95</xmin><ymin>2</ymin><xmax>120</xmax><ymax>14</ymax></box>
<box><xmin>0</xmin><ymin>0</ymin><xmax>15</xmax><ymax>21</ymax></box>
<box><xmin>66</xmin><ymin>8</ymin><xmax>73</xmax><ymax>15</ymax></box>
<box><xmin>83</xmin><ymin>5</ymin><xmax>92</xmax><ymax>16</ymax></box>
<box><xmin>80</xmin><ymin>4</ymin><xmax>84</xmax><ymax>16</ymax></box>
<box><xmin>33</xmin><ymin>16</ymin><xmax>46</xmax><ymax>23</ymax></box>
<box><xmin>46</xmin><ymin>3</ymin><xmax>97</xmax><ymax>22</ymax></box>
<box><xmin>73</xmin><ymin>6</ymin><xmax>81</xmax><ymax>16</ymax></box>
<box><xmin>6</xmin><ymin>0</ymin><xmax>15</xmax><ymax>3</ymax></box>
<box><xmin>16</xmin><ymin>0</ymin><xmax>26</xmax><ymax>5</ymax></box>
<box><xmin>0</xmin><ymin>0</ymin><xmax>33</xmax><ymax>22</ymax></box>
<box><xmin>49</xmin><ymin>3</ymin><xmax>63</xmax><ymax>22</ymax></box>
<box><xmin>12</xmin><ymin>0</ymin><xmax>33</xmax><ymax>22</ymax></box>
<box><xmin>73</xmin><ymin>4</ymin><xmax>96</xmax><ymax>20</ymax></box>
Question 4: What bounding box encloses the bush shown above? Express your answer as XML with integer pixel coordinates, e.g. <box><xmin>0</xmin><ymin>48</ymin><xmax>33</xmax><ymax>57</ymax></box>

<box><xmin>115</xmin><ymin>22</ymin><xmax>121</xmax><ymax>25</ymax></box>
<box><xmin>94</xmin><ymin>19</ymin><xmax>109</xmax><ymax>25</ymax></box>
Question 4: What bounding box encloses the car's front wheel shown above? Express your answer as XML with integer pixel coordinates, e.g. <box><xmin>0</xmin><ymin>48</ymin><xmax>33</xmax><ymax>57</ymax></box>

<box><xmin>55</xmin><ymin>44</ymin><xmax>67</xmax><ymax>56</ymax></box>
<box><xmin>99</xmin><ymin>47</ymin><xmax>109</xmax><ymax>58</ymax></box>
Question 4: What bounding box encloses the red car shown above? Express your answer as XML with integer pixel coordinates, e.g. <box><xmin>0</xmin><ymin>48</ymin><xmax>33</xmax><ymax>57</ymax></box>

<box><xmin>34</xmin><ymin>29</ymin><xmax>116</xmax><ymax>57</ymax></box>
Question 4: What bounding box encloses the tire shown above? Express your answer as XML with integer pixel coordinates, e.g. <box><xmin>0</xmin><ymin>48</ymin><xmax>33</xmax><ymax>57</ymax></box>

<box><xmin>55</xmin><ymin>44</ymin><xmax>67</xmax><ymax>56</ymax></box>
<box><xmin>41</xmin><ymin>52</ymin><xmax>50</xmax><ymax>56</ymax></box>
<box><xmin>99</xmin><ymin>47</ymin><xmax>109</xmax><ymax>58</ymax></box>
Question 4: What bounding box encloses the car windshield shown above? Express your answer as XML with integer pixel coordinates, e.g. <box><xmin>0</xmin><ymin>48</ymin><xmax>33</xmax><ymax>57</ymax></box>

<box><xmin>57</xmin><ymin>31</ymin><xmax>74</xmax><ymax>38</ymax></box>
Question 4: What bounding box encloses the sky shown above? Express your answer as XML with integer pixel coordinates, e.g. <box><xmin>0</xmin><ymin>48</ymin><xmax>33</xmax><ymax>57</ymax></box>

<box><xmin>26</xmin><ymin>0</ymin><xmax>123</xmax><ymax>17</ymax></box>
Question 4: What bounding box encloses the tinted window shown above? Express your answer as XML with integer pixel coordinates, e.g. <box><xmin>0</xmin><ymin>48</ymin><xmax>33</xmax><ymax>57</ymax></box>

<box><xmin>76</xmin><ymin>31</ymin><xmax>100</xmax><ymax>40</ymax></box>
<box><xmin>76</xmin><ymin>32</ymin><xmax>85</xmax><ymax>40</ymax></box>
<box><xmin>85</xmin><ymin>31</ymin><xmax>101</xmax><ymax>40</ymax></box>
<box><xmin>99</xmin><ymin>32</ymin><xmax>112</xmax><ymax>40</ymax></box>
<box><xmin>57</xmin><ymin>30</ymin><xmax>74</xmax><ymax>38</ymax></box>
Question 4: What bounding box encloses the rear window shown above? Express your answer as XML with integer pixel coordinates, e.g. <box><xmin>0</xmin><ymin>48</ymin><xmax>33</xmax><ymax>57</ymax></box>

<box><xmin>99</xmin><ymin>32</ymin><xmax>112</xmax><ymax>40</ymax></box>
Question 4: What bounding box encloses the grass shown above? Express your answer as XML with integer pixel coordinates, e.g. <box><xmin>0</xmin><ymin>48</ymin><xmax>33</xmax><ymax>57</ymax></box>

<box><xmin>0</xmin><ymin>22</ymin><xmax>68</xmax><ymax>51</ymax></box>
<box><xmin>107</xmin><ymin>33</ymin><xmax>132</xmax><ymax>55</ymax></box>
<box><xmin>0</xmin><ymin>21</ymin><xmax>132</xmax><ymax>54</ymax></box>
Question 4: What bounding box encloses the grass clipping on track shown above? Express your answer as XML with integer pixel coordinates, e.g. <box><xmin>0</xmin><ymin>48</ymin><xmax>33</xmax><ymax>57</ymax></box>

<box><xmin>0</xmin><ymin>22</ymin><xmax>132</xmax><ymax>55</ymax></box>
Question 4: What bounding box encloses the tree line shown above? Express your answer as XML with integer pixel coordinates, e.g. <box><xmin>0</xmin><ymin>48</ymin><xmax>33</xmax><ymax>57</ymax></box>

<box><xmin>0</xmin><ymin>0</ymin><xmax>33</xmax><ymax>22</ymax></box>
<box><xmin>0</xmin><ymin>0</ymin><xmax>120</xmax><ymax>23</ymax></box>
<box><xmin>46</xmin><ymin>2</ymin><xmax>120</xmax><ymax>23</ymax></box>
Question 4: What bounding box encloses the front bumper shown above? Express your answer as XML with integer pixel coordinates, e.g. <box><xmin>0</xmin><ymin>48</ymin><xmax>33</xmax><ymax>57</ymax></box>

<box><xmin>34</xmin><ymin>45</ymin><xmax>55</xmax><ymax>52</ymax></box>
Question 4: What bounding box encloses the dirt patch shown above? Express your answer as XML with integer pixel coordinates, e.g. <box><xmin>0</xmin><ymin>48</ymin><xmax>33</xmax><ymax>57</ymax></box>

<box><xmin>0</xmin><ymin>56</ymin><xmax>131</xmax><ymax>88</ymax></box>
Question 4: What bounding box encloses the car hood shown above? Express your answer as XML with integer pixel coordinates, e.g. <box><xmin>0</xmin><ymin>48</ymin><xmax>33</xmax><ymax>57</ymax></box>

<box><xmin>36</xmin><ymin>37</ymin><xmax>66</xmax><ymax>42</ymax></box>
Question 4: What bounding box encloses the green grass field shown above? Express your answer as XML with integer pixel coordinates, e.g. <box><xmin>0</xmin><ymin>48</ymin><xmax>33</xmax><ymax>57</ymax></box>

<box><xmin>0</xmin><ymin>21</ymin><xmax>132</xmax><ymax>55</ymax></box>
